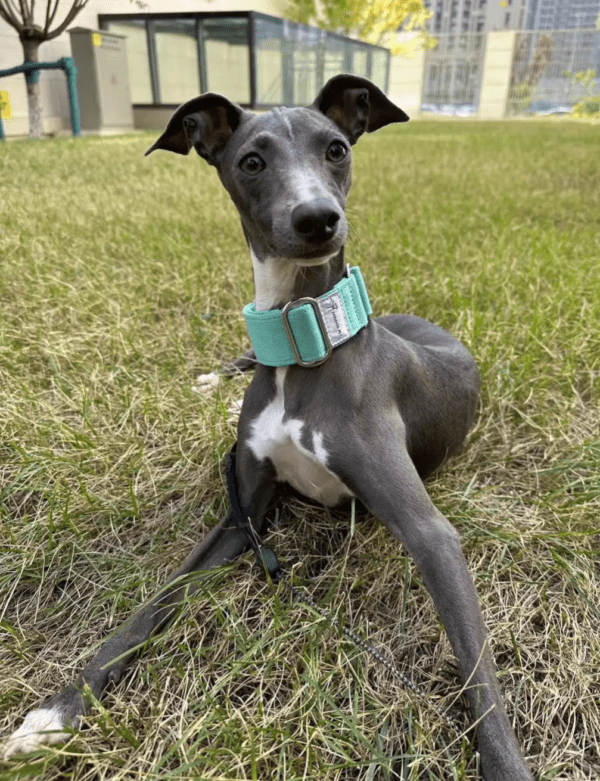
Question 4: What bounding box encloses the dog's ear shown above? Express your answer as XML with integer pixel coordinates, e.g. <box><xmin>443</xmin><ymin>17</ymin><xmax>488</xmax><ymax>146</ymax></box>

<box><xmin>312</xmin><ymin>74</ymin><xmax>408</xmax><ymax>145</ymax></box>
<box><xmin>145</xmin><ymin>94</ymin><xmax>246</xmax><ymax>164</ymax></box>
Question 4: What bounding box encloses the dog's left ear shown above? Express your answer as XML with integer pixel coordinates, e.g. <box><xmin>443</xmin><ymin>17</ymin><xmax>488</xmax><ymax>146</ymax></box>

<box><xmin>145</xmin><ymin>93</ymin><xmax>246</xmax><ymax>164</ymax></box>
<box><xmin>312</xmin><ymin>74</ymin><xmax>408</xmax><ymax>145</ymax></box>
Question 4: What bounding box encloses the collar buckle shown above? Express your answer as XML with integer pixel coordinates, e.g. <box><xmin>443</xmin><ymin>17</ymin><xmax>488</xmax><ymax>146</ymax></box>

<box><xmin>281</xmin><ymin>297</ymin><xmax>333</xmax><ymax>367</ymax></box>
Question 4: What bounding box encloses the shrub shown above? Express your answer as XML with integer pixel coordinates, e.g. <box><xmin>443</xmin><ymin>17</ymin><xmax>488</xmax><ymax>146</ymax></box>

<box><xmin>572</xmin><ymin>94</ymin><xmax>600</xmax><ymax>119</ymax></box>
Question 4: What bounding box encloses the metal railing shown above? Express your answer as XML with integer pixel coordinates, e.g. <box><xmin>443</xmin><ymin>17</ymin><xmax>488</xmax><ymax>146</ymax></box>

<box><xmin>508</xmin><ymin>29</ymin><xmax>599</xmax><ymax>115</ymax></box>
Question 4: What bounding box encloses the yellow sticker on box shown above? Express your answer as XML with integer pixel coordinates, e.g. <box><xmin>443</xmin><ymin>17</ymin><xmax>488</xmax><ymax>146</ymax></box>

<box><xmin>92</xmin><ymin>33</ymin><xmax>102</xmax><ymax>47</ymax></box>
<box><xmin>0</xmin><ymin>90</ymin><xmax>12</xmax><ymax>120</ymax></box>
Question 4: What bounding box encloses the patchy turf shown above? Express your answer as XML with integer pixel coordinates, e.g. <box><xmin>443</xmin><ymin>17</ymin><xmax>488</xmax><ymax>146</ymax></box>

<box><xmin>0</xmin><ymin>119</ymin><xmax>599</xmax><ymax>780</ymax></box>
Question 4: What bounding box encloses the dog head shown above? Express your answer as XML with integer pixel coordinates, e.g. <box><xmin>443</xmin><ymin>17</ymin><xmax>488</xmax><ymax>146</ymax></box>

<box><xmin>146</xmin><ymin>75</ymin><xmax>408</xmax><ymax>264</ymax></box>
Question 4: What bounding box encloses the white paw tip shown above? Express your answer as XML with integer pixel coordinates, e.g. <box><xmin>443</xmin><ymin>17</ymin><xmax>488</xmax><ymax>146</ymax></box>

<box><xmin>3</xmin><ymin>708</ymin><xmax>69</xmax><ymax>758</ymax></box>
<box><xmin>192</xmin><ymin>371</ymin><xmax>221</xmax><ymax>394</ymax></box>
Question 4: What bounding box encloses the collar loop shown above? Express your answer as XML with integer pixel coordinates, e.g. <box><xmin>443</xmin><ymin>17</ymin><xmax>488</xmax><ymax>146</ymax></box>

<box><xmin>243</xmin><ymin>266</ymin><xmax>372</xmax><ymax>368</ymax></box>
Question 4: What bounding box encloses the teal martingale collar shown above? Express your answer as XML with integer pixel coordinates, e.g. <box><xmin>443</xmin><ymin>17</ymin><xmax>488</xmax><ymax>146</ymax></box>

<box><xmin>243</xmin><ymin>266</ymin><xmax>372</xmax><ymax>368</ymax></box>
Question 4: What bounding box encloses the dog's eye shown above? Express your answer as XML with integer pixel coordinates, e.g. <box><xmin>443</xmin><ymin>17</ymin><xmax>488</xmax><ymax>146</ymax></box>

<box><xmin>327</xmin><ymin>141</ymin><xmax>348</xmax><ymax>162</ymax></box>
<box><xmin>239</xmin><ymin>154</ymin><xmax>265</xmax><ymax>176</ymax></box>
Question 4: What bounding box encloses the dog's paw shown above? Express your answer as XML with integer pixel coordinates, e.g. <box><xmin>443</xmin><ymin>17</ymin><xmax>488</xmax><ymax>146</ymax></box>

<box><xmin>3</xmin><ymin>708</ymin><xmax>72</xmax><ymax>758</ymax></box>
<box><xmin>192</xmin><ymin>371</ymin><xmax>221</xmax><ymax>394</ymax></box>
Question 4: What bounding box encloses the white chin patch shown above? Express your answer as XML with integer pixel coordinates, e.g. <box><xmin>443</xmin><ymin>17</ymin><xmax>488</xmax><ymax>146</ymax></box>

<box><xmin>295</xmin><ymin>252</ymin><xmax>338</xmax><ymax>267</ymax></box>
<box><xmin>3</xmin><ymin>708</ymin><xmax>70</xmax><ymax>758</ymax></box>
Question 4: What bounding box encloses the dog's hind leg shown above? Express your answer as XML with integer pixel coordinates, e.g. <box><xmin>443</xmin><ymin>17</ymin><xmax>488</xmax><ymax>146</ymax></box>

<box><xmin>193</xmin><ymin>349</ymin><xmax>257</xmax><ymax>395</ymax></box>
<box><xmin>221</xmin><ymin>348</ymin><xmax>257</xmax><ymax>376</ymax></box>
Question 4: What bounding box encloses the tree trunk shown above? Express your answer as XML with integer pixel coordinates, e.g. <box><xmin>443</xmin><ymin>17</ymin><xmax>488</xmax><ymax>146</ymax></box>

<box><xmin>21</xmin><ymin>38</ymin><xmax>44</xmax><ymax>139</ymax></box>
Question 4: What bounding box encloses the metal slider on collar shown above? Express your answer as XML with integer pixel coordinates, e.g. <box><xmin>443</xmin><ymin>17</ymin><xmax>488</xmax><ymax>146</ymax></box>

<box><xmin>281</xmin><ymin>264</ymin><xmax>351</xmax><ymax>368</ymax></box>
<box><xmin>243</xmin><ymin>265</ymin><xmax>370</xmax><ymax>368</ymax></box>
<box><xmin>281</xmin><ymin>297</ymin><xmax>333</xmax><ymax>368</ymax></box>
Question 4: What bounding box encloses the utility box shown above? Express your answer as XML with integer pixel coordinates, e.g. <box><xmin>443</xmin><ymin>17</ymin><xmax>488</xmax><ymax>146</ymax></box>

<box><xmin>69</xmin><ymin>27</ymin><xmax>134</xmax><ymax>132</ymax></box>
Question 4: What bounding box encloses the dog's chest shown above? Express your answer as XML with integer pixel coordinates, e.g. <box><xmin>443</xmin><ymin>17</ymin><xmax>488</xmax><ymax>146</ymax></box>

<box><xmin>247</xmin><ymin>368</ymin><xmax>353</xmax><ymax>507</ymax></box>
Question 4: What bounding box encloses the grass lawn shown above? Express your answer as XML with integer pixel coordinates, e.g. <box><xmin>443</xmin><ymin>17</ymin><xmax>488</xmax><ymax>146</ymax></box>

<box><xmin>1</xmin><ymin>118</ymin><xmax>599</xmax><ymax>780</ymax></box>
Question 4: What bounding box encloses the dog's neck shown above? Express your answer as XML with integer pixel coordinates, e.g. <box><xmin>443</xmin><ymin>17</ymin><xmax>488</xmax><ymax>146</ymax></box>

<box><xmin>250</xmin><ymin>249</ymin><xmax>347</xmax><ymax>312</ymax></box>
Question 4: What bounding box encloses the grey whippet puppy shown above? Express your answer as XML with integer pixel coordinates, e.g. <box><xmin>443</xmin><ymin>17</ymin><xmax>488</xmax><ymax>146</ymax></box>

<box><xmin>4</xmin><ymin>75</ymin><xmax>533</xmax><ymax>780</ymax></box>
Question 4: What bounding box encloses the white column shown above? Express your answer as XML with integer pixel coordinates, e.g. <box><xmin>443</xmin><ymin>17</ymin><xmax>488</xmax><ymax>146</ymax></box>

<box><xmin>478</xmin><ymin>30</ymin><xmax>517</xmax><ymax>120</ymax></box>
<box><xmin>388</xmin><ymin>33</ymin><xmax>427</xmax><ymax>119</ymax></box>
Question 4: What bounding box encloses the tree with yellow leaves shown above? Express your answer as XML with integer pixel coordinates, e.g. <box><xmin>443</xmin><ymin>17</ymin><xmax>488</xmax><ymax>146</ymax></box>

<box><xmin>285</xmin><ymin>0</ymin><xmax>434</xmax><ymax>56</ymax></box>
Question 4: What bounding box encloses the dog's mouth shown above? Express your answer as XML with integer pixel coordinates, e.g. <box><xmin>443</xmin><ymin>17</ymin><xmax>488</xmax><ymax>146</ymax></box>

<box><xmin>270</xmin><ymin>225</ymin><xmax>347</xmax><ymax>263</ymax></box>
<box><xmin>291</xmin><ymin>245</ymin><xmax>343</xmax><ymax>265</ymax></box>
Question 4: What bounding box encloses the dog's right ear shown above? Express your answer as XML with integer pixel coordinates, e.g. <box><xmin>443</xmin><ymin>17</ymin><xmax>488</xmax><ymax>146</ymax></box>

<box><xmin>312</xmin><ymin>74</ymin><xmax>408</xmax><ymax>145</ymax></box>
<box><xmin>145</xmin><ymin>94</ymin><xmax>246</xmax><ymax>164</ymax></box>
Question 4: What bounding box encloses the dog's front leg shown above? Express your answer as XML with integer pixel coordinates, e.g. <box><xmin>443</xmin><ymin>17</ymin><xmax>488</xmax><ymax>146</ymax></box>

<box><xmin>3</xmin><ymin>454</ymin><xmax>277</xmax><ymax>759</ymax></box>
<box><xmin>331</xmin><ymin>437</ymin><xmax>533</xmax><ymax>781</ymax></box>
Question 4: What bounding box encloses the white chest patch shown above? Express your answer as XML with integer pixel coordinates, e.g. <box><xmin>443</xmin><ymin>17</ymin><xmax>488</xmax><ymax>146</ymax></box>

<box><xmin>247</xmin><ymin>368</ymin><xmax>353</xmax><ymax>507</ymax></box>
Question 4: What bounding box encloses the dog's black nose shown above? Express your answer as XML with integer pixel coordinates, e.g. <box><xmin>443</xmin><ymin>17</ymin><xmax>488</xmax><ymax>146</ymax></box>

<box><xmin>291</xmin><ymin>199</ymin><xmax>341</xmax><ymax>243</ymax></box>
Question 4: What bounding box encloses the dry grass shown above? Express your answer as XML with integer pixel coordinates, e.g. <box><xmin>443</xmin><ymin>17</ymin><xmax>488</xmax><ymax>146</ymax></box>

<box><xmin>1</xmin><ymin>119</ymin><xmax>599</xmax><ymax>780</ymax></box>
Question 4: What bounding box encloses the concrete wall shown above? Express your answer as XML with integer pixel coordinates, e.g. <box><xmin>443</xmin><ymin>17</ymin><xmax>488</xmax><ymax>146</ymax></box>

<box><xmin>389</xmin><ymin>33</ymin><xmax>427</xmax><ymax>119</ymax></box>
<box><xmin>0</xmin><ymin>0</ymin><xmax>284</xmax><ymax>136</ymax></box>
<box><xmin>132</xmin><ymin>105</ymin><xmax>176</xmax><ymax>132</ymax></box>
<box><xmin>478</xmin><ymin>31</ymin><xmax>518</xmax><ymax>119</ymax></box>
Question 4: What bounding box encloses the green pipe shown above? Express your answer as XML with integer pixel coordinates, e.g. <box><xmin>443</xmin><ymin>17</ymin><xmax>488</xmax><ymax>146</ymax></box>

<box><xmin>0</xmin><ymin>57</ymin><xmax>81</xmax><ymax>139</ymax></box>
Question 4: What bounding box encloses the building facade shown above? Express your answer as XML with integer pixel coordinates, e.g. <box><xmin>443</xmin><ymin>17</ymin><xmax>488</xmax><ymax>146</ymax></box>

<box><xmin>426</xmin><ymin>0</ymin><xmax>530</xmax><ymax>34</ymax></box>
<box><xmin>426</xmin><ymin>0</ymin><xmax>600</xmax><ymax>32</ymax></box>
<box><xmin>526</xmin><ymin>0</ymin><xmax>600</xmax><ymax>30</ymax></box>
<box><xmin>421</xmin><ymin>0</ymin><xmax>599</xmax><ymax>116</ymax></box>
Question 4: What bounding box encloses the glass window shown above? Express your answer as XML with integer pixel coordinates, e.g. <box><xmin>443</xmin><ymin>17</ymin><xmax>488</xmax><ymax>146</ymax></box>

<box><xmin>370</xmin><ymin>49</ymin><xmax>388</xmax><ymax>90</ymax></box>
<box><xmin>323</xmin><ymin>36</ymin><xmax>346</xmax><ymax>86</ymax></box>
<box><xmin>254</xmin><ymin>16</ymin><xmax>284</xmax><ymax>105</ymax></box>
<box><xmin>103</xmin><ymin>12</ymin><xmax>390</xmax><ymax>109</ymax></box>
<box><xmin>351</xmin><ymin>46</ymin><xmax>369</xmax><ymax>78</ymax></box>
<box><xmin>202</xmin><ymin>18</ymin><xmax>250</xmax><ymax>105</ymax></box>
<box><xmin>288</xmin><ymin>20</ymin><xmax>322</xmax><ymax>106</ymax></box>
<box><xmin>105</xmin><ymin>20</ymin><xmax>152</xmax><ymax>103</ymax></box>
<box><xmin>255</xmin><ymin>17</ymin><xmax>326</xmax><ymax>107</ymax></box>
<box><xmin>152</xmin><ymin>19</ymin><xmax>200</xmax><ymax>104</ymax></box>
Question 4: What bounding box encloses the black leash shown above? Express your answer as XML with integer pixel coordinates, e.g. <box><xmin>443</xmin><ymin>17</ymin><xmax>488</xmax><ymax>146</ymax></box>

<box><xmin>226</xmin><ymin>442</ymin><xmax>282</xmax><ymax>581</ymax></box>
<box><xmin>226</xmin><ymin>443</ymin><xmax>461</xmax><ymax>733</ymax></box>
